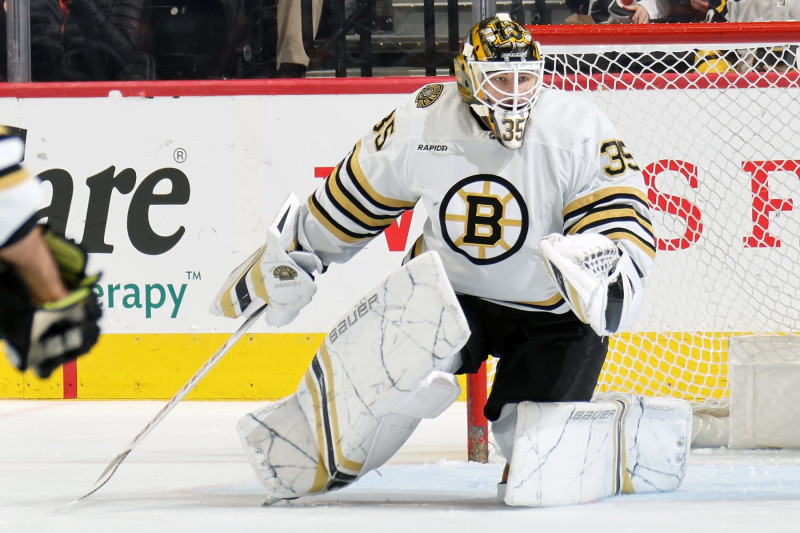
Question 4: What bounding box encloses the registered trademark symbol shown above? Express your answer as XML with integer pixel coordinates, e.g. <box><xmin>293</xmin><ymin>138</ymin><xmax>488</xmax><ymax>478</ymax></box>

<box><xmin>173</xmin><ymin>148</ymin><xmax>187</xmax><ymax>163</ymax></box>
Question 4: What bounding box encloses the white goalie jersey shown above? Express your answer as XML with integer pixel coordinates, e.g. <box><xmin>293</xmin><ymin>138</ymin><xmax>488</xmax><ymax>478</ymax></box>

<box><xmin>0</xmin><ymin>129</ymin><xmax>39</xmax><ymax>248</ymax></box>
<box><xmin>296</xmin><ymin>82</ymin><xmax>655</xmax><ymax>314</ymax></box>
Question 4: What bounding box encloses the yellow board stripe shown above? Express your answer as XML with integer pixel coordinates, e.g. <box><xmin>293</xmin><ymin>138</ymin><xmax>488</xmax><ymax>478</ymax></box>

<box><xmin>0</xmin><ymin>331</ymin><xmax>759</xmax><ymax>402</ymax></box>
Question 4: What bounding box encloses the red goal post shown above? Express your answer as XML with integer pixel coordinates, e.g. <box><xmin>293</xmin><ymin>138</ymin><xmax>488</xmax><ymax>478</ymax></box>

<box><xmin>466</xmin><ymin>21</ymin><xmax>800</xmax><ymax>462</ymax></box>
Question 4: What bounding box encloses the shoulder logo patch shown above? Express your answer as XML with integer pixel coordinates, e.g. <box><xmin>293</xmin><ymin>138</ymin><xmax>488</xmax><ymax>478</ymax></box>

<box><xmin>416</xmin><ymin>84</ymin><xmax>444</xmax><ymax>108</ymax></box>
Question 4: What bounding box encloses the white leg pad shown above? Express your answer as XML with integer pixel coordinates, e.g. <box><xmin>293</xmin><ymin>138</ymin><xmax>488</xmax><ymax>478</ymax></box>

<box><xmin>503</xmin><ymin>395</ymin><xmax>692</xmax><ymax>507</ymax></box>
<box><xmin>504</xmin><ymin>401</ymin><xmax>620</xmax><ymax>507</ymax></box>
<box><xmin>361</xmin><ymin>371</ymin><xmax>462</xmax><ymax>473</ymax></box>
<box><xmin>239</xmin><ymin>252</ymin><xmax>470</xmax><ymax>501</ymax></box>
<box><xmin>597</xmin><ymin>393</ymin><xmax>692</xmax><ymax>494</ymax></box>
<box><xmin>237</xmin><ymin>394</ymin><xmax>327</xmax><ymax>501</ymax></box>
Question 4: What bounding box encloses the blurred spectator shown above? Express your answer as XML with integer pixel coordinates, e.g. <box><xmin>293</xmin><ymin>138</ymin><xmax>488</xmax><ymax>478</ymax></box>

<box><xmin>700</xmin><ymin>0</ymin><xmax>799</xmax><ymax>72</ymax></box>
<box><xmin>589</xmin><ymin>0</ymin><xmax>675</xmax><ymax>23</ymax></box>
<box><xmin>30</xmin><ymin>0</ymin><xmax>153</xmax><ymax>81</ymax></box>
<box><xmin>150</xmin><ymin>0</ymin><xmax>243</xmax><ymax>79</ymax></box>
<box><xmin>275</xmin><ymin>0</ymin><xmax>322</xmax><ymax>78</ymax></box>
<box><xmin>706</xmin><ymin>0</ymin><xmax>799</xmax><ymax>21</ymax></box>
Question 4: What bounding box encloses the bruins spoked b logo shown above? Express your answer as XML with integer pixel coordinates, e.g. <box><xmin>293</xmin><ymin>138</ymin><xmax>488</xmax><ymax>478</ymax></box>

<box><xmin>439</xmin><ymin>175</ymin><xmax>528</xmax><ymax>265</ymax></box>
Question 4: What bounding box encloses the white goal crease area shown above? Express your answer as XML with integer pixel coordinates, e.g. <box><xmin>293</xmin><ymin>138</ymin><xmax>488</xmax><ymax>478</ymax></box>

<box><xmin>465</xmin><ymin>21</ymin><xmax>800</xmax><ymax>460</ymax></box>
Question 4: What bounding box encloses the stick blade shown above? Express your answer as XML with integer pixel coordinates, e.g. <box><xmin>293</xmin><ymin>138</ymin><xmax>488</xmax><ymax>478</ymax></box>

<box><xmin>72</xmin><ymin>448</ymin><xmax>132</xmax><ymax>504</ymax></box>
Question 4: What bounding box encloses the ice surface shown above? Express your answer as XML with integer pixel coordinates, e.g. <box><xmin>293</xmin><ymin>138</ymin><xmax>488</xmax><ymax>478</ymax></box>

<box><xmin>2</xmin><ymin>400</ymin><xmax>800</xmax><ymax>533</ymax></box>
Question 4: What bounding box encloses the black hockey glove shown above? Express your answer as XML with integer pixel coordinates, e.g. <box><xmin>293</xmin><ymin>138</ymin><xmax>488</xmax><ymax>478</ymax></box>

<box><xmin>0</xmin><ymin>227</ymin><xmax>102</xmax><ymax>378</ymax></box>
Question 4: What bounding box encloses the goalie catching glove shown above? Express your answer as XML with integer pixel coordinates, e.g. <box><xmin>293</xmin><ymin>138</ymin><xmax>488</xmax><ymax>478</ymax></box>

<box><xmin>210</xmin><ymin>194</ymin><xmax>321</xmax><ymax>327</ymax></box>
<box><xmin>539</xmin><ymin>233</ymin><xmax>644</xmax><ymax>336</ymax></box>
<box><xmin>0</xmin><ymin>227</ymin><xmax>102</xmax><ymax>378</ymax></box>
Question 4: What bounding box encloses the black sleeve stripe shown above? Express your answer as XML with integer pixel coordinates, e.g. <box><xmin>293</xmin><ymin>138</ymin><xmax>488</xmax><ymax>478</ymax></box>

<box><xmin>563</xmin><ymin>188</ymin><xmax>650</xmax><ymax>220</ymax></box>
<box><xmin>323</xmin><ymin>167</ymin><xmax>384</xmax><ymax>232</ymax></box>
<box><xmin>565</xmin><ymin>202</ymin><xmax>652</xmax><ymax>228</ymax></box>
<box><xmin>565</xmin><ymin>207</ymin><xmax>654</xmax><ymax>238</ymax></box>
<box><xmin>330</xmin><ymin>160</ymin><xmax>402</xmax><ymax>225</ymax></box>
<box><xmin>601</xmin><ymin>228</ymin><xmax>657</xmax><ymax>258</ymax></box>
<box><xmin>488</xmin><ymin>294</ymin><xmax>567</xmax><ymax>312</ymax></box>
<box><xmin>308</xmin><ymin>194</ymin><xmax>380</xmax><ymax>243</ymax></box>
<box><xmin>346</xmin><ymin>140</ymin><xmax>416</xmax><ymax>212</ymax></box>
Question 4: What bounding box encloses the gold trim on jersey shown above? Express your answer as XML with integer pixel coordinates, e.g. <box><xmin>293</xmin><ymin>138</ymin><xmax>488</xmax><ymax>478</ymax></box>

<box><xmin>327</xmin><ymin>163</ymin><xmax>395</xmax><ymax>230</ymax></box>
<box><xmin>0</xmin><ymin>167</ymin><xmax>29</xmax><ymax>190</ymax></box>
<box><xmin>565</xmin><ymin>206</ymin><xmax>656</xmax><ymax>259</ymax></box>
<box><xmin>307</xmin><ymin>195</ymin><xmax>372</xmax><ymax>244</ymax></box>
<box><xmin>567</xmin><ymin>207</ymin><xmax>653</xmax><ymax>237</ymax></box>
<box><xmin>487</xmin><ymin>292</ymin><xmax>567</xmax><ymax>312</ymax></box>
<box><xmin>348</xmin><ymin>141</ymin><xmax>416</xmax><ymax>211</ymax></box>
<box><xmin>603</xmin><ymin>230</ymin><xmax>657</xmax><ymax>260</ymax></box>
<box><xmin>562</xmin><ymin>186</ymin><xmax>648</xmax><ymax>216</ymax></box>
<box><xmin>562</xmin><ymin>187</ymin><xmax>655</xmax><ymax>259</ymax></box>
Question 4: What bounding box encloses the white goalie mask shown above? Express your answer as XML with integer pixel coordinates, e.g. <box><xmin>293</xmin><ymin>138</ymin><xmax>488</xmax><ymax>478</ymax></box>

<box><xmin>454</xmin><ymin>14</ymin><xmax>545</xmax><ymax>150</ymax></box>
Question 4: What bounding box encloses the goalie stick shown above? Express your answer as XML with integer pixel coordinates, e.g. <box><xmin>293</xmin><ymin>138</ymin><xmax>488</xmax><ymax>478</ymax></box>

<box><xmin>64</xmin><ymin>303</ymin><xmax>268</xmax><ymax>507</ymax></box>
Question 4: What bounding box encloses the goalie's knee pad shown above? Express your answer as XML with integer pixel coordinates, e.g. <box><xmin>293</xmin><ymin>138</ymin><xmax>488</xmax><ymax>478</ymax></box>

<box><xmin>501</xmin><ymin>395</ymin><xmax>691</xmax><ymax>507</ymax></box>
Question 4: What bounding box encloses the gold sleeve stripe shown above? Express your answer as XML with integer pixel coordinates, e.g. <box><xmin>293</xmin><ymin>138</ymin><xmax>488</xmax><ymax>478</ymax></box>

<box><xmin>327</xmin><ymin>162</ymin><xmax>398</xmax><ymax>230</ymax></box>
<box><xmin>0</xmin><ymin>167</ymin><xmax>30</xmax><ymax>190</ymax></box>
<box><xmin>563</xmin><ymin>187</ymin><xmax>649</xmax><ymax>219</ymax></box>
<box><xmin>347</xmin><ymin>140</ymin><xmax>416</xmax><ymax>211</ymax></box>
<box><xmin>566</xmin><ymin>206</ymin><xmax>654</xmax><ymax>237</ymax></box>
<box><xmin>307</xmin><ymin>194</ymin><xmax>374</xmax><ymax>244</ymax></box>
<box><xmin>602</xmin><ymin>230</ymin><xmax>657</xmax><ymax>259</ymax></box>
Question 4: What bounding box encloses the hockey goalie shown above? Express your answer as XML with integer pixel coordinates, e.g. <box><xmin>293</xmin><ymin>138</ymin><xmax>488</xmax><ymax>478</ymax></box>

<box><xmin>211</xmin><ymin>13</ymin><xmax>691</xmax><ymax>507</ymax></box>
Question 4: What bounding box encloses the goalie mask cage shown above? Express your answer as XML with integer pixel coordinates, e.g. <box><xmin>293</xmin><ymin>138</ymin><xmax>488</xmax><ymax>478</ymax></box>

<box><xmin>466</xmin><ymin>21</ymin><xmax>800</xmax><ymax>462</ymax></box>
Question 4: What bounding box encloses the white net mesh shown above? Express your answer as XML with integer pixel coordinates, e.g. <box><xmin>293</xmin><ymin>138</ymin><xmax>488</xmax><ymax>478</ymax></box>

<box><xmin>482</xmin><ymin>23</ymin><xmax>800</xmax><ymax>411</ymax></box>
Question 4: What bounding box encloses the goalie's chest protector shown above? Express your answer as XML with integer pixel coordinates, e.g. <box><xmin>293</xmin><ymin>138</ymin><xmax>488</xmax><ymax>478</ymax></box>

<box><xmin>391</xmin><ymin>84</ymin><xmax>589</xmax><ymax>309</ymax></box>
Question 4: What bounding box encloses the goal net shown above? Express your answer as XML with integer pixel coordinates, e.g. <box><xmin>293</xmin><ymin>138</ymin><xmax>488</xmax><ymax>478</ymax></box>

<box><xmin>466</xmin><ymin>22</ymin><xmax>800</xmax><ymax>461</ymax></box>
